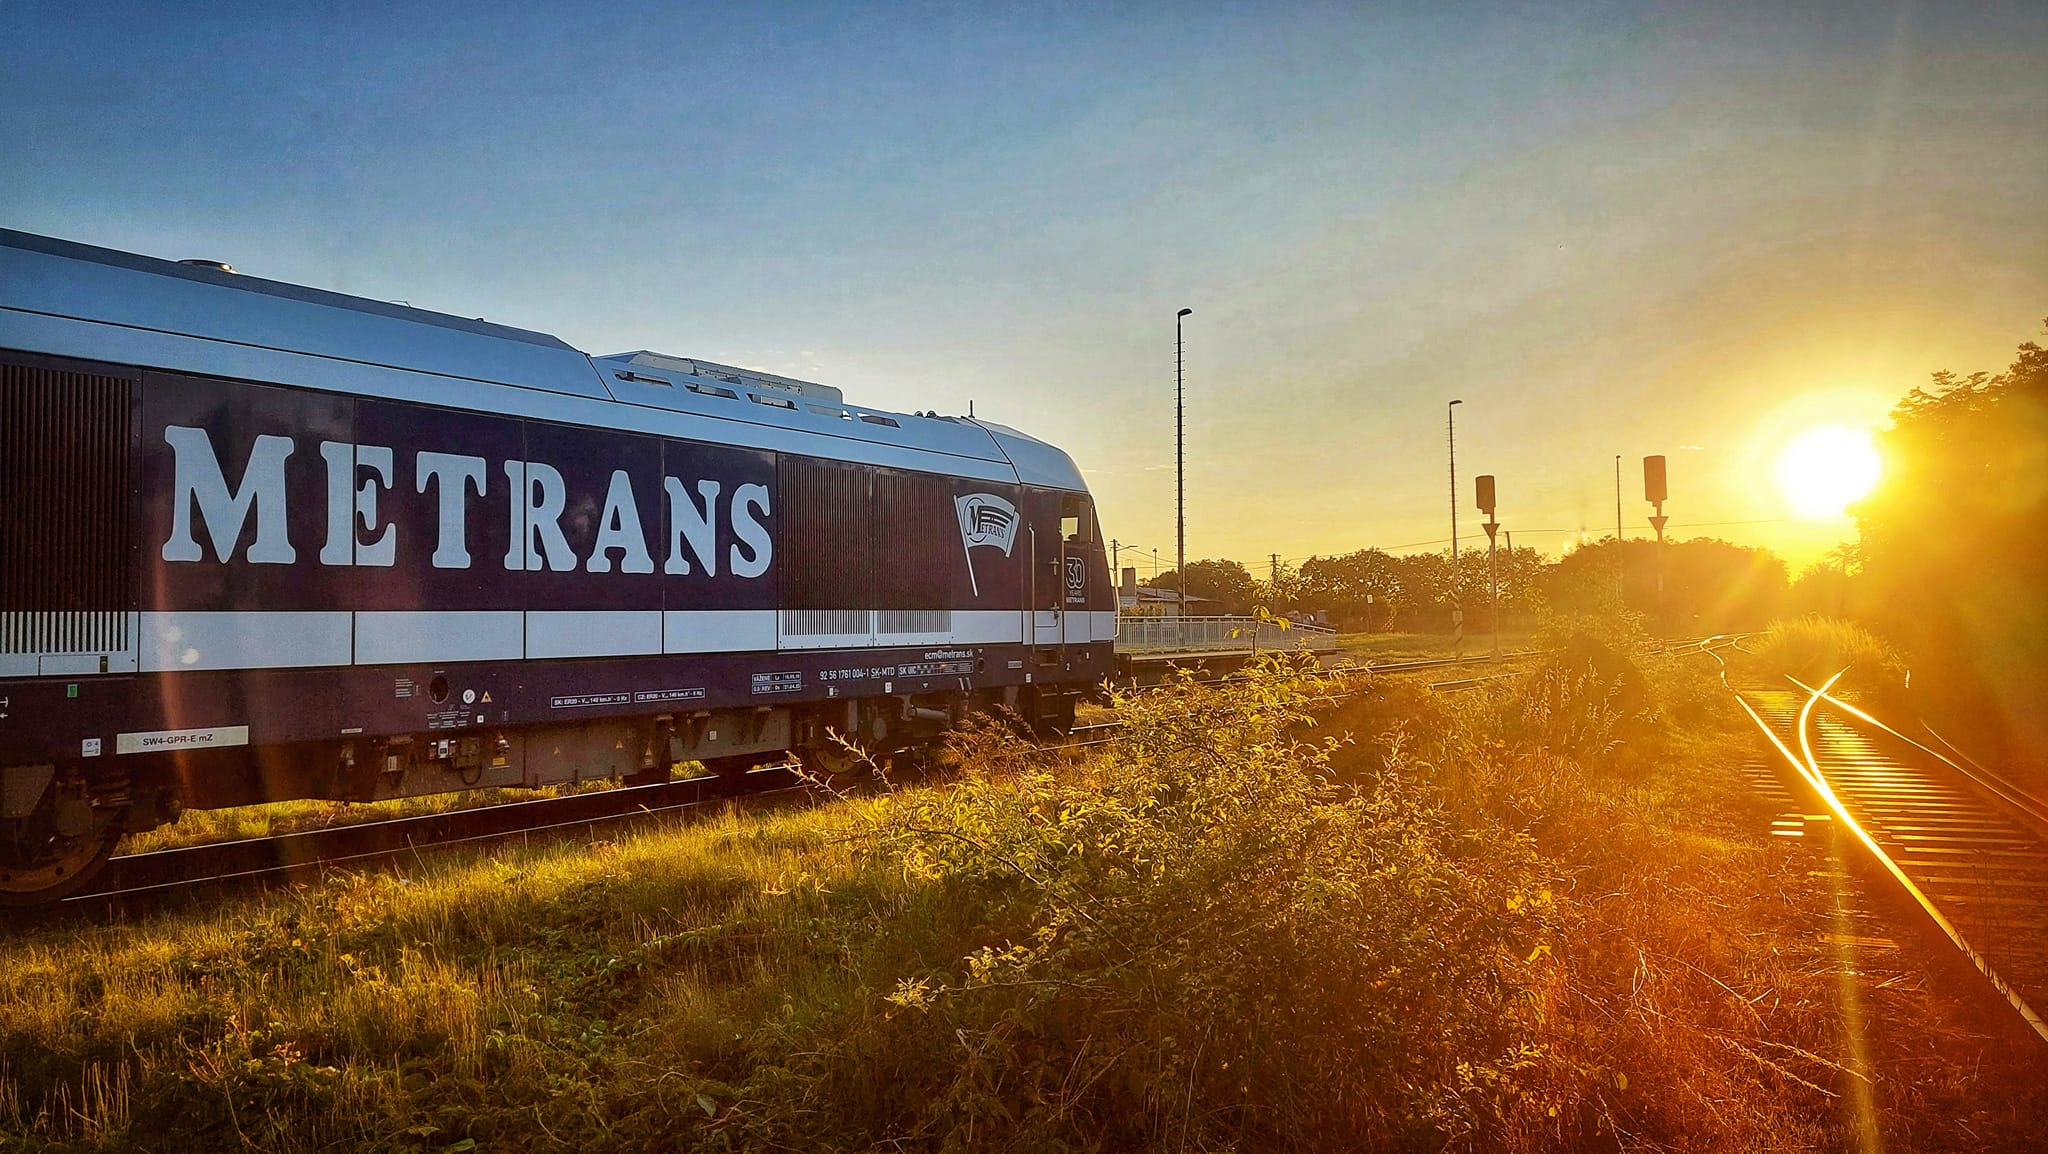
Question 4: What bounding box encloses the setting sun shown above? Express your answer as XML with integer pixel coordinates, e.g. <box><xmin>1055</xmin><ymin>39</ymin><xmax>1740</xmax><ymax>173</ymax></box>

<box><xmin>1775</xmin><ymin>424</ymin><xmax>1882</xmax><ymax>519</ymax></box>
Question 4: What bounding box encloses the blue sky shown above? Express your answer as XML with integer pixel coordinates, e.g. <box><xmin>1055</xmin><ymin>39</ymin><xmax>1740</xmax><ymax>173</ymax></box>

<box><xmin>6</xmin><ymin>1</ymin><xmax>2044</xmax><ymax>570</ymax></box>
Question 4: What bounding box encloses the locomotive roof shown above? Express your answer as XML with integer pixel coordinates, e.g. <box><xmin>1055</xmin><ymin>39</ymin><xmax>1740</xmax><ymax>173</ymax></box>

<box><xmin>0</xmin><ymin>228</ymin><xmax>1087</xmax><ymax>491</ymax></box>
<box><xmin>0</xmin><ymin>229</ymin><xmax>575</xmax><ymax>349</ymax></box>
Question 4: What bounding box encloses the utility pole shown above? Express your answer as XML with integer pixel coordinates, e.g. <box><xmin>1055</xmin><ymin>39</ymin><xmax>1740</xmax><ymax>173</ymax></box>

<box><xmin>1111</xmin><ymin>538</ymin><xmax>1121</xmax><ymax>575</ymax></box>
<box><xmin>1176</xmin><ymin>308</ymin><xmax>1192</xmax><ymax>621</ymax></box>
<box><xmin>1269</xmin><ymin>552</ymin><xmax>1280</xmax><ymax>588</ymax></box>
<box><xmin>1449</xmin><ymin>400</ymin><xmax>1465</xmax><ymax>653</ymax></box>
<box><xmin>1448</xmin><ymin>400</ymin><xmax>1465</xmax><ymax>568</ymax></box>
<box><xmin>1614</xmin><ymin>454</ymin><xmax>1624</xmax><ymax>606</ymax></box>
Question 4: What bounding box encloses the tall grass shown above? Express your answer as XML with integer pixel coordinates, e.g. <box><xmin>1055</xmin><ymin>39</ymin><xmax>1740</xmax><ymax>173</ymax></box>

<box><xmin>1744</xmin><ymin>616</ymin><xmax>1910</xmax><ymax>706</ymax></box>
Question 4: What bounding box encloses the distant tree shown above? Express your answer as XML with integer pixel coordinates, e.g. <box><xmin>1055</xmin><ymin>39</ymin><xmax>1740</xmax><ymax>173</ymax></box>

<box><xmin>1537</xmin><ymin>538</ymin><xmax>1629</xmax><ymax>621</ymax></box>
<box><xmin>1453</xmin><ymin>544</ymin><xmax>1547</xmax><ymax>632</ymax></box>
<box><xmin>1388</xmin><ymin>551</ymin><xmax>1455</xmax><ymax>630</ymax></box>
<box><xmin>1255</xmin><ymin>560</ymin><xmax>1306</xmax><ymax>616</ymax></box>
<box><xmin>1788</xmin><ymin>558</ymin><xmax>1854</xmax><ymax>619</ymax></box>
<box><xmin>1147</xmin><ymin>560</ymin><xmax>1259</xmax><ymax>615</ymax></box>
<box><xmin>1295</xmin><ymin>546</ymin><xmax>1547</xmax><ymax>632</ymax></box>
<box><xmin>1539</xmin><ymin>537</ymin><xmax>1787</xmax><ymax>632</ymax></box>
<box><xmin>1787</xmin><ymin>544</ymin><xmax>1865</xmax><ymax>619</ymax></box>
<box><xmin>1298</xmin><ymin>549</ymin><xmax>1402</xmax><ymax>629</ymax></box>
<box><xmin>1854</xmin><ymin>321</ymin><xmax>2048</xmax><ymax>765</ymax></box>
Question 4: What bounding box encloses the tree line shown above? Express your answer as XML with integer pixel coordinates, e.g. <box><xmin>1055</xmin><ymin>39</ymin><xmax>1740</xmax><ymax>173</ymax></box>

<box><xmin>1837</xmin><ymin>320</ymin><xmax>2047</xmax><ymax>770</ymax></box>
<box><xmin>1143</xmin><ymin>534</ymin><xmax>1800</xmax><ymax>635</ymax></box>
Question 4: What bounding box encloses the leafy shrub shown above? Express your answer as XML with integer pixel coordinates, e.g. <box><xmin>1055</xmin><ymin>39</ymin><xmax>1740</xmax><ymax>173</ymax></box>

<box><xmin>712</xmin><ymin>662</ymin><xmax>1557</xmax><ymax>1151</ymax></box>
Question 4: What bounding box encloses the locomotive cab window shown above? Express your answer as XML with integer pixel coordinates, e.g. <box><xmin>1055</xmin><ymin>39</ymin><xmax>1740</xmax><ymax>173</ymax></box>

<box><xmin>1061</xmin><ymin>494</ymin><xmax>1094</xmax><ymax>544</ymax></box>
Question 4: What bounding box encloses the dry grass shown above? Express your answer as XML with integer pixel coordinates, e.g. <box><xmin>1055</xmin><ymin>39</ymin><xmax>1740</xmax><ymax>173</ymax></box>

<box><xmin>3</xmin><ymin>805</ymin><xmax>871</xmax><ymax>1148</ymax></box>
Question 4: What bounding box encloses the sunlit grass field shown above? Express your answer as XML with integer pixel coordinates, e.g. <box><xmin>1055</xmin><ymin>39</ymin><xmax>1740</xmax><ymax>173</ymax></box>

<box><xmin>1334</xmin><ymin>628</ymin><xmax>1538</xmax><ymax>663</ymax></box>
<box><xmin>4</xmin><ymin>643</ymin><xmax>2037</xmax><ymax>1150</ymax></box>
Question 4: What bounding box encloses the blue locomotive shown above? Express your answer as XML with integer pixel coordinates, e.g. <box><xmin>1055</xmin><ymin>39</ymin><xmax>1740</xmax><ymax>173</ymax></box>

<box><xmin>0</xmin><ymin>229</ymin><xmax>1112</xmax><ymax>903</ymax></box>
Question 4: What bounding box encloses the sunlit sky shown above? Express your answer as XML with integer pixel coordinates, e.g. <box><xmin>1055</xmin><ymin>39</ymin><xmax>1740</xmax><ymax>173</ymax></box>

<box><xmin>5</xmin><ymin>2</ymin><xmax>2044</xmax><ymax>573</ymax></box>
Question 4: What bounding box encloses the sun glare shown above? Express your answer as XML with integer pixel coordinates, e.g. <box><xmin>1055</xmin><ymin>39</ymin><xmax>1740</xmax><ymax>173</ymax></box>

<box><xmin>1775</xmin><ymin>424</ymin><xmax>1881</xmax><ymax>519</ymax></box>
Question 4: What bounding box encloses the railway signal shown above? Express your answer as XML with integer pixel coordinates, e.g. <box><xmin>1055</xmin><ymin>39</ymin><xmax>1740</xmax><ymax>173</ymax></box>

<box><xmin>1476</xmin><ymin>474</ymin><xmax>1500</xmax><ymax>659</ymax></box>
<box><xmin>1644</xmin><ymin>454</ymin><xmax>1668</xmax><ymax>531</ymax></box>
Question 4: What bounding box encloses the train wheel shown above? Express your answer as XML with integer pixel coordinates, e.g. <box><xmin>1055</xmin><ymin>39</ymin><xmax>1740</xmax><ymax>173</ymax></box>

<box><xmin>0</xmin><ymin>804</ymin><xmax>123</xmax><ymax>907</ymax></box>
<box><xmin>795</xmin><ymin>741</ymin><xmax>867</xmax><ymax>781</ymax></box>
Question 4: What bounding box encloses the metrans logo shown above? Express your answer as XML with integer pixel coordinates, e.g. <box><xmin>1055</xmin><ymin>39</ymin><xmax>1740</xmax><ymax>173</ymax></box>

<box><xmin>156</xmin><ymin>427</ymin><xmax>772</xmax><ymax>578</ymax></box>
<box><xmin>954</xmin><ymin>493</ymin><xmax>1019</xmax><ymax>596</ymax></box>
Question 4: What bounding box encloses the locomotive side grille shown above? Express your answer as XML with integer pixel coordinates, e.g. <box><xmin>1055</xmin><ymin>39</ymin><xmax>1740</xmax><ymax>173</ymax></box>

<box><xmin>0</xmin><ymin>610</ymin><xmax>131</xmax><ymax>655</ymax></box>
<box><xmin>780</xmin><ymin>609</ymin><xmax>870</xmax><ymax>636</ymax></box>
<box><xmin>778</xmin><ymin>456</ymin><xmax>872</xmax><ymax>611</ymax></box>
<box><xmin>872</xmin><ymin>468</ymin><xmax>955</xmax><ymax>611</ymax></box>
<box><xmin>0</xmin><ymin>357</ymin><xmax>134</xmax><ymax>655</ymax></box>
<box><xmin>877</xmin><ymin>610</ymin><xmax>950</xmax><ymax>634</ymax></box>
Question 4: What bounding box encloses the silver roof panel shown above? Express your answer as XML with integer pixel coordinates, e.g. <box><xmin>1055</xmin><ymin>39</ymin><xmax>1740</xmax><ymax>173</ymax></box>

<box><xmin>0</xmin><ymin>228</ymin><xmax>1089</xmax><ymax>491</ymax></box>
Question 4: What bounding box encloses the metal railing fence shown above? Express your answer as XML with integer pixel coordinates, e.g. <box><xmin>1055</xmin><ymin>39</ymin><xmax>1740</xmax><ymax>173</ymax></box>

<box><xmin>1114</xmin><ymin>614</ymin><xmax>1337</xmax><ymax>656</ymax></box>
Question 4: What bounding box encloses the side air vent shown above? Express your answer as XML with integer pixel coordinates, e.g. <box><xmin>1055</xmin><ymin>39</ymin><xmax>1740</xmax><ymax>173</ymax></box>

<box><xmin>0</xmin><ymin>358</ymin><xmax>134</xmax><ymax>656</ymax></box>
<box><xmin>780</xmin><ymin>609</ymin><xmax>870</xmax><ymax>637</ymax></box>
<box><xmin>877</xmin><ymin>610</ymin><xmax>950</xmax><ymax>634</ymax></box>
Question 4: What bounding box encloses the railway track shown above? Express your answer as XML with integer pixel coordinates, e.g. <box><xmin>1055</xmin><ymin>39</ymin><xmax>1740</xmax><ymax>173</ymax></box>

<box><xmin>1720</xmin><ymin>655</ymin><xmax>2048</xmax><ymax>1045</ymax></box>
<box><xmin>35</xmin><ymin>720</ymin><xmax>1121</xmax><ymax>922</ymax></box>
<box><xmin>34</xmin><ymin>766</ymin><xmax>811</xmax><ymax>923</ymax></box>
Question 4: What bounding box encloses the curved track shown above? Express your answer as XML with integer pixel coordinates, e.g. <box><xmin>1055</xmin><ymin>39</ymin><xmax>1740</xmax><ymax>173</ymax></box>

<box><xmin>1709</xmin><ymin>640</ymin><xmax>2048</xmax><ymax>1045</ymax></box>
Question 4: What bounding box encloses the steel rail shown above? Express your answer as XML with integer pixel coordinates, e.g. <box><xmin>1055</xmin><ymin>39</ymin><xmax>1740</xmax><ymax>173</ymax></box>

<box><xmin>1728</xmin><ymin>670</ymin><xmax>2048</xmax><ymax>1046</ymax></box>
<box><xmin>125</xmin><ymin>788</ymin><xmax>809</xmax><ymax>900</ymax></box>
<box><xmin>47</xmin><ymin>767</ymin><xmax>806</xmax><ymax>915</ymax></box>
<box><xmin>1773</xmin><ymin>684</ymin><xmax>2048</xmax><ymax>847</ymax></box>
<box><xmin>1355</xmin><ymin>651</ymin><xmax>1542</xmax><ymax>674</ymax></box>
